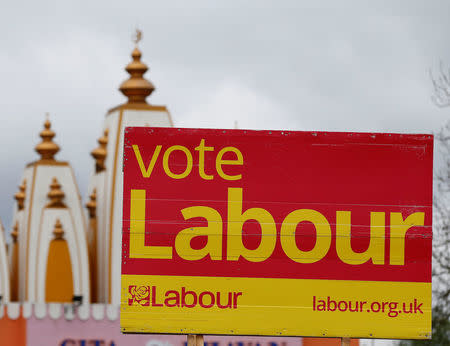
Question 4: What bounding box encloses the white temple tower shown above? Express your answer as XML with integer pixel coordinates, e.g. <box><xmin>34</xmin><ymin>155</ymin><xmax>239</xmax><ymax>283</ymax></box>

<box><xmin>9</xmin><ymin>118</ymin><xmax>90</xmax><ymax>303</ymax></box>
<box><xmin>87</xmin><ymin>32</ymin><xmax>173</xmax><ymax>304</ymax></box>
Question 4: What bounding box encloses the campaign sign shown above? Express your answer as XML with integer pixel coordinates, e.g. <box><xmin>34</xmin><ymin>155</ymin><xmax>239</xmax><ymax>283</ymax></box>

<box><xmin>121</xmin><ymin>127</ymin><xmax>432</xmax><ymax>339</ymax></box>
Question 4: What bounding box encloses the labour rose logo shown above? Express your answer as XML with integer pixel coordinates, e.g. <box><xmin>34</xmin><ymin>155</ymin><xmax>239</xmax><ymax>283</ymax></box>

<box><xmin>128</xmin><ymin>285</ymin><xmax>151</xmax><ymax>306</ymax></box>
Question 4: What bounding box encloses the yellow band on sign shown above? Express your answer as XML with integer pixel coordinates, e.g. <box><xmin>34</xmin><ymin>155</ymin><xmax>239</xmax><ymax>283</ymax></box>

<box><xmin>121</xmin><ymin>275</ymin><xmax>431</xmax><ymax>339</ymax></box>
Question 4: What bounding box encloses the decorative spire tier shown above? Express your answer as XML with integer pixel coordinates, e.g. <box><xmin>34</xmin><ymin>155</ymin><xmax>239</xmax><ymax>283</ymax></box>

<box><xmin>52</xmin><ymin>219</ymin><xmax>64</xmax><ymax>240</ymax></box>
<box><xmin>119</xmin><ymin>30</ymin><xmax>155</xmax><ymax>104</ymax></box>
<box><xmin>86</xmin><ymin>189</ymin><xmax>97</xmax><ymax>219</ymax></box>
<box><xmin>91</xmin><ymin>129</ymin><xmax>108</xmax><ymax>173</ymax></box>
<box><xmin>35</xmin><ymin>116</ymin><xmax>60</xmax><ymax>161</ymax></box>
<box><xmin>11</xmin><ymin>221</ymin><xmax>19</xmax><ymax>243</ymax></box>
<box><xmin>14</xmin><ymin>179</ymin><xmax>26</xmax><ymax>211</ymax></box>
<box><xmin>46</xmin><ymin>177</ymin><xmax>66</xmax><ymax>208</ymax></box>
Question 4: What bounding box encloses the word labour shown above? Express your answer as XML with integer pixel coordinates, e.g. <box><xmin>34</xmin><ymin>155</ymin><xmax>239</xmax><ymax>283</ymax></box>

<box><xmin>128</xmin><ymin>285</ymin><xmax>243</xmax><ymax>309</ymax></box>
<box><xmin>128</xmin><ymin>187</ymin><xmax>425</xmax><ymax>266</ymax></box>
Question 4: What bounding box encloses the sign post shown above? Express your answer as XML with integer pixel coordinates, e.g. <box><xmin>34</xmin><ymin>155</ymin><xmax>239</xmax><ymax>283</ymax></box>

<box><xmin>187</xmin><ymin>334</ymin><xmax>204</xmax><ymax>346</ymax></box>
<box><xmin>121</xmin><ymin>127</ymin><xmax>433</xmax><ymax>341</ymax></box>
<box><xmin>341</xmin><ymin>337</ymin><xmax>350</xmax><ymax>346</ymax></box>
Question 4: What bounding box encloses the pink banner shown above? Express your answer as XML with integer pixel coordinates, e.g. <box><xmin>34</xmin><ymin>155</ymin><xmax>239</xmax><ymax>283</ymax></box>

<box><xmin>27</xmin><ymin>314</ymin><xmax>301</xmax><ymax>346</ymax></box>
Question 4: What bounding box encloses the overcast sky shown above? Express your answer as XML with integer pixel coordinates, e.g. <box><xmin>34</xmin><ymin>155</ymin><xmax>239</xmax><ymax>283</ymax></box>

<box><xmin>0</xmin><ymin>1</ymin><xmax>449</xmax><ymax>231</ymax></box>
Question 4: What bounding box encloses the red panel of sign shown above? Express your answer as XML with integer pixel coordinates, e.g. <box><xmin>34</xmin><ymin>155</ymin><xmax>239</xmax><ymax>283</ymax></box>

<box><xmin>121</xmin><ymin>127</ymin><xmax>433</xmax><ymax>339</ymax></box>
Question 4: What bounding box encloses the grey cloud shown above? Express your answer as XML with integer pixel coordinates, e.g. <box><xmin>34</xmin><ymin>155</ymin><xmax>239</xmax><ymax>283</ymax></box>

<box><xmin>0</xmin><ymin>0</ymin><xmax>449</xmax><ymax>231</ymax></box>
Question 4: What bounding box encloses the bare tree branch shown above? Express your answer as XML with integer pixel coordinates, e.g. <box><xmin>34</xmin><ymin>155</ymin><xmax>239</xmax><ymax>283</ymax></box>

<box><xmin>430</xmin><ymin>63</ymin><xmax>450</xmax><ymax>107</ymax></box>
<box><xmin>432</xmin><ymin>119</ymin><xmax>450</xmax><ymax>314</ymax></box>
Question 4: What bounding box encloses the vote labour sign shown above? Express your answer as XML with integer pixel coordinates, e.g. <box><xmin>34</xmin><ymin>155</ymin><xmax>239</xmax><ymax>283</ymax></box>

<box><xmin>121</xmin><ymin>127</ymin><xmax>433</xmax><ymax>340</ymax></box>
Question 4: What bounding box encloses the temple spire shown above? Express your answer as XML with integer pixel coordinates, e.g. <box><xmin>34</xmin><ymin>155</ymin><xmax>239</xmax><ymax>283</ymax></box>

<box><xmin>119</xmin><ymin>29</ymin><xmax>155</xmax><ymax>104</ymax></box>
<box><xmin>47</xmin><ymin>177</ymin><xmax>66</xmax><ymax>208</ymax></box>
<box><xmin>14</xmin><ymin>179</ymin><xmax>26</xmax><ymax>210</ymax></box>
<box><xmin>35</xmin><ymin>114</ymin><xmax>60</xmax><ymax>161</ymax></box>
<box><xmin>91</xmin><ymin>129</ymin><xmax>108</xmax><ymax>173</ymax></box>
<box><xmin>86</xmin><ymin>189</ymin><xmax>97</xmax><ymax>218</ymax></box>
<box><xmin>52</xmin><ymin>219</ymin><xmax>65</xmax><ymax>239</ymax></box>
<box><xmin>11</xmin><ymin>221</ymin><xmax>19</xmax><ymax>243</ymax></box>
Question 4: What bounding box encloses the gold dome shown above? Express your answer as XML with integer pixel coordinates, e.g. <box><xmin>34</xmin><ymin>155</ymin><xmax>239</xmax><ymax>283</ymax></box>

<box><xmin>53</xmin><ymin>219</ymin><xmax>65</xmax><ymax>240</ymax></box>
<box><xmin>119</xmin><ymin>30</ymin><xmax>155</xmax><ymax>104</ymax></box>
<box><xmin>86</xmin><ymin>188</ymin><xmax>97</xmax><ymax>219</ymax></box>
<box><xmin>91</xmin><ymin>129</ymin><xmax>108</xmax><ymax>173</ymax></box>
<box><xmin>14</xmin><ymin>179</ymin><xmax>26</xmax><ymax>211</ymax></box>
<box><xmin>47</xmin><ymin>177</ymin><xmax>66</xmax><ymax>208</ymax></box>
<box><xmin>35</xmin><ymin>116</ymin><xmax>60</xmax><ymax>161</ymax></box>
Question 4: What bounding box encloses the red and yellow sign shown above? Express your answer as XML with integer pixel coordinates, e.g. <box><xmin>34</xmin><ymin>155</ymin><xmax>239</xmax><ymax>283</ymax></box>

<box><xmin>121</xmin><ymin>128</ymin><xmax>433</xmax><ymax>339</ymax></box>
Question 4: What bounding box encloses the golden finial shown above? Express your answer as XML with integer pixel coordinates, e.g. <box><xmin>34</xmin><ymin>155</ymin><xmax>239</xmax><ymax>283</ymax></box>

<box><xmin>91</xmin><ymin>129</ymin><xmax>109</xmax><ymax>173</ymax></box>
<box><xmin>133</xmin><ymin>29</ymin><xmax>142</xmax><ymax>45</ymax></box>
<box><xmin>35</xmin><ymin>114</ymin><xmax>60</xmax><ymax>161</ymax></box>
<box><xmin>11</xmin><ymin>221</ymin><xmax>19</xmax><ymax>243</ymax></box>
<box><xmin>53</xmin><ymin>219</ymin><xmax>64</xmax><ymax>240</ymax></box>
<box><xmin>14</xmin><ymin>179</ymin><xmax>27</xmax><ymax>211</ymax></box>
<box><xmin>119</xmin><ymin>30</ymin><xmax>155</xmax><ymax>104</ymax></box>
<box><xmin>86</xmin><ymin>188</ymin><xmax>97</xmax><ymax>219</ymax></box>
<box><xmin>47</xmin><ymin>177</ymin><xmax>66</xmax><ymax>208</ymax></box>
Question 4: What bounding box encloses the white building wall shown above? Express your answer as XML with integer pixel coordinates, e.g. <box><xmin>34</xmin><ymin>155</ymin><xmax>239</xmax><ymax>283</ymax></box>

<box><xmin>16</xmin><ymin>166</ymin><xmax>34</xmax><ymax>301</ymax></box>
<box><xmin>0</xmin><ymin>220</ymin><xmax>10</xmax><ymax>303</ymax></box>
<box><xmin>15</xmin><ymin>163</ymin><xmax>89</xmax><ymax>303</ymax></box>
<box><xmin>94</xmin><ymin>108</ymin><xmax>172</xmax><ymax>304</ymax></box>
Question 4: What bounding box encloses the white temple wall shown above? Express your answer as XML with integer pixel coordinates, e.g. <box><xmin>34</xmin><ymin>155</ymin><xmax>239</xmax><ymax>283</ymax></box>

<box><xmin>17</xmin><ymin>166</ymin><xmax>34</xmax><ymax>301</ymax></box>
<box><xmin>100</xmin><ymin>108</ymin><xmax>172</xmax><ymax>304</ymax></box>
<box><xmin>101</xmin><ymin>113</ymin><xmax>120</xmax><ymax>302</ymax></box>
<box><xmin>86</xmin><ymin>170</ymin><xmax>106</xmax><ymax>302</ymax></box>
<box><xmin>23</xmin><ymin>164</ymin><xmax>89</xmax><ymax>302</ymax></box>
<box><xmin>0</xmin><ymin>220</ymin><xmax>9</xmax><ymax>303</ymax></box>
